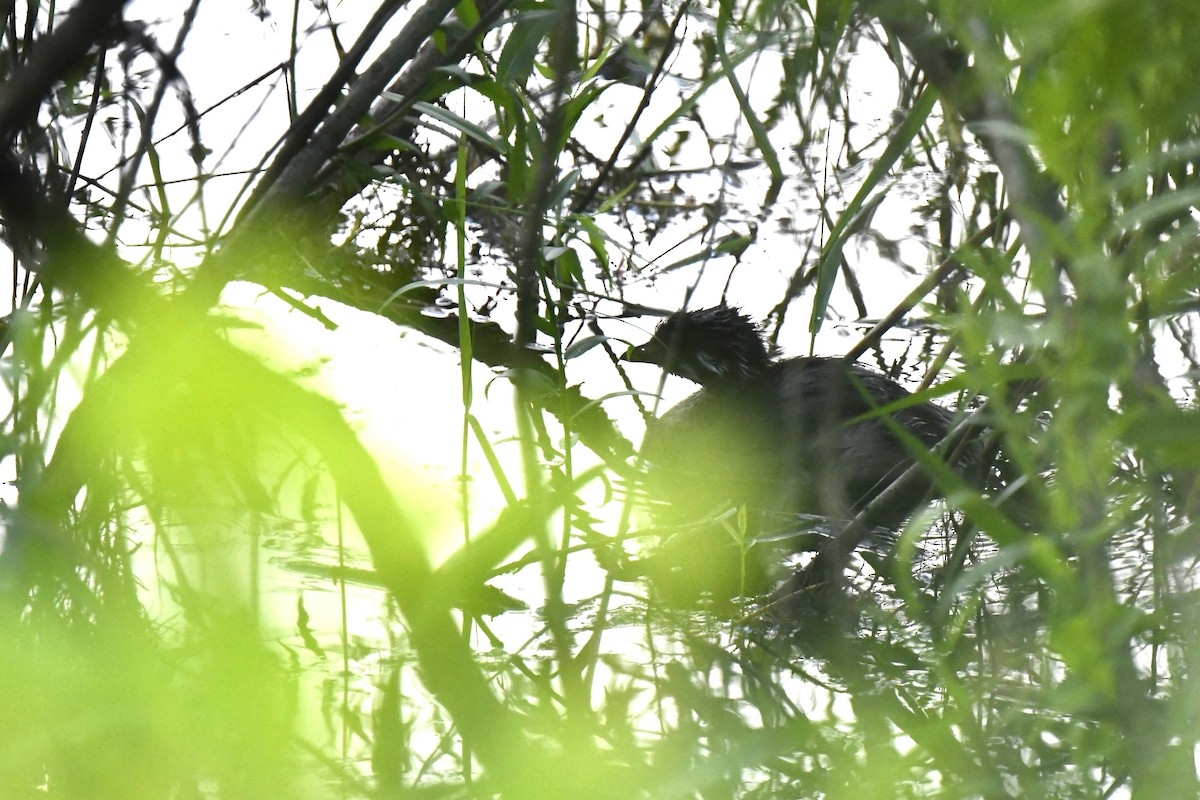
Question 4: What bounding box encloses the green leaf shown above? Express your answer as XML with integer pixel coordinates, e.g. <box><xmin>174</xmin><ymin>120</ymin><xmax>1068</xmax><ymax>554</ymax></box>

<box><xmin>809</xmin><ymin>84</ymin><xmax>940</xmax><ymax>341</ymax></box>
<box><xmin>715</xmin><ymin>4</ymin><xmax>783</xmax><ymax>203</ymax></box>
<box><xmin>563</xmin><ymin>335</ymin><xmax>610</xmax><ymax>360</ymax></box>
<box><xmin>571</xmin><ymin>215</ymin><xmax>610</xmax><ymax>267</ymax></box>
<box><xmin>496</xmin><ymin>9</ymin><xmax>556</xmax><ymax>86</ymax></box>
<box><xmin>546</xmin><ymin>168</ymin><xmax>580</xmax><ymax>208</ymax></box>
<box><xmin>404</xmin><ymin>98</ymin><xmax>507</xmax><ymax>155</ymax></box>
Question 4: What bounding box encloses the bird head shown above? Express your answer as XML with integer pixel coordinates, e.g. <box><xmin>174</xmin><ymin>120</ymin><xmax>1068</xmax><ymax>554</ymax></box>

<box><xmin>624</xmin><ymin>306</ymin><xmax>774</xmax><ymax>386</ymax></box>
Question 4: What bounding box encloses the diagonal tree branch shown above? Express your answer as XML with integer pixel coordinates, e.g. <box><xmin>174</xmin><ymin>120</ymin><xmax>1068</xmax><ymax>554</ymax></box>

<box><xmin>247</xmin><ymin>0</ymin><xmax>461</xmax><ymax>213</ymax></box>
<box><xmin>0</xmin><ymin>150</ymin><xmax>543</xmax><ymax>791</ymax></box>
<box><xmin>0</xmin><ymin>0</ymin><xmax>130</xmax><ymax>142</ymax></box>
<box><xmin>863</xmin><ymin>0</ymin><xmax>1068</xmax><ymax>305</ymax></box>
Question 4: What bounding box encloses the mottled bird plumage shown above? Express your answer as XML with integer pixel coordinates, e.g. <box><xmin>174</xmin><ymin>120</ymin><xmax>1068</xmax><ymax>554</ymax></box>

<box><xmin>627</xmin><ymin>306</ymin><xmax>966</xmax><ymax>529</ymax></box>
<box><xmin>625</xmin><ymin>306</ymin><xmax>974</xmax><ymax>603</ymax></box>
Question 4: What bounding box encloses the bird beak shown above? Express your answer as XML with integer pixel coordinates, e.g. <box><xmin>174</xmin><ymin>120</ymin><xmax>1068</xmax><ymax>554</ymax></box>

<box><xmin>623</xmin><ymin>339</ymin><xmax>665</xmax><ymax>365</ymax></box>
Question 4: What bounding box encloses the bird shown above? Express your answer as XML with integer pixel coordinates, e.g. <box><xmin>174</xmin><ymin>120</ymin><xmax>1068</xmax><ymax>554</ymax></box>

<box><xmin>623</xmin><ymin>305</ymin><xmax>977</xmax><ymax>604</ymax></box>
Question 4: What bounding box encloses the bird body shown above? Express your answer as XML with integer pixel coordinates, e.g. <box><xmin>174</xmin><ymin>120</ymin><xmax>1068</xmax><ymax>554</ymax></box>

<box><xmin>624</xmin><ymin>306</ymin><xmax>972</xmax><ymax>603</ymax></box>
<box><xmin>628</xmin><ymin>306</ymin><xmax>965</xmax><ymax>530</ymax></box>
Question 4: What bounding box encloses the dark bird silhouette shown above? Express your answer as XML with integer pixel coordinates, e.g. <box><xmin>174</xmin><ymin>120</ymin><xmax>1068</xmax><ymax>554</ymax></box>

<box><xmin>624</xmin><ymin>305</ymin><xmax>977</xmax><ymax>605</ymax></box>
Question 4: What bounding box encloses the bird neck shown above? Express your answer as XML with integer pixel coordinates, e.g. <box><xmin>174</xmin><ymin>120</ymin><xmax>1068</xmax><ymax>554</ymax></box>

<box><xmin>699</xmin><ymin>361</ymin><xmax>779</xmax><ymax>397</ymax></box>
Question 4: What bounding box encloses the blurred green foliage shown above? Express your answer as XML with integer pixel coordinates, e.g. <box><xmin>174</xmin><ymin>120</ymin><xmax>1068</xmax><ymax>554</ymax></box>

<box><xmin>2</xmin><ymin>0</ymin><xmax>1200</xmax><ymax>797</ymax></box>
